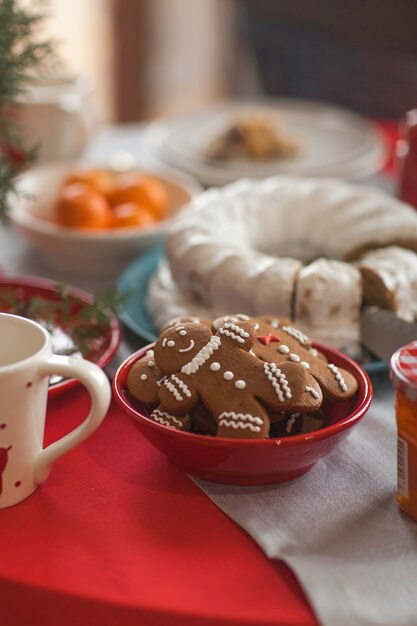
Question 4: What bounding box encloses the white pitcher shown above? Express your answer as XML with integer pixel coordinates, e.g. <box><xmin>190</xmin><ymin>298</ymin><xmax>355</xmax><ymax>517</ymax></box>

<box><xmin>14</xmin><ymin>74</ymin><xmax>94</xmax><ymax>164</ymax></box>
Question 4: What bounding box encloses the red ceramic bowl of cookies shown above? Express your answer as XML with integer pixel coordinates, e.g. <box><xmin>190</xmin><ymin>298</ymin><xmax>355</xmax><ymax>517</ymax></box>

<box><xmin>112</xmin><ymin>318</ymin><xmax>372</xmax><ymax>486</ymax></box>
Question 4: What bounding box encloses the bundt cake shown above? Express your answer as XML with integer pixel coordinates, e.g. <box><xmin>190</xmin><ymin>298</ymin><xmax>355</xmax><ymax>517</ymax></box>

<box><xmin>148</xmin><ymin>176</ymin><xmax>417</xmax><ymax>350</ymax></box>
<box><xmin>357</xmin><ymin>246</ymin><xmax>417</xmax><ymax>322</ymax></box>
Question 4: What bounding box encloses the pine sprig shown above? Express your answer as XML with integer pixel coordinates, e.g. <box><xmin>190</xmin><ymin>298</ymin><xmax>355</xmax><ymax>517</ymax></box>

<box><xmin>0</xmin><ymin>0</ymin><xmax>55</xmax><ymax>220</ymax></box>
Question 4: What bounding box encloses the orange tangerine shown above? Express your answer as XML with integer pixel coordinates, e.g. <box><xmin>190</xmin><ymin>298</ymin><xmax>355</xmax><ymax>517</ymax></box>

<box><xmin>109</xmin><ymin>173</ymin><xmax>169</xmax><ymax>219</ymax></box>
<box><xmin>55</xmin><ymin>183</ymin><xmax>112</xmax><ymax>230</ymax></box>
<box><xmin>111</xmin><ymin>203</ymin><xmax>157</xmax><ymax>228</ymax></box>
<box><xmin>64</xmin><ymin>168</ymin><xmax>115</xmax><ymax>196</ymax></box>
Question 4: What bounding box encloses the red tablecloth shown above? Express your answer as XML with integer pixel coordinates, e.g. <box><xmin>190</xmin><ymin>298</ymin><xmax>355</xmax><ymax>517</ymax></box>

<box><xmin>0</xmin><ymin>119</ymin><xmax>399</xmax><ymax>625</ymax></box>
<box><xmin>0</xmin><ymin>388</ymin><xmax>318</xmax><ymax>626</ymax></box>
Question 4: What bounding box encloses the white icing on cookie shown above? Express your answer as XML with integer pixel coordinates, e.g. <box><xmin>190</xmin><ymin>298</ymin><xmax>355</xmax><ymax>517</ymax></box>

<box><xmin>140</xmin><ymin>374</ymin><xmax>148</xmax><ymax>381</ymax></box>
<box><xmin>179</xmin><ymin>339</ymin><xmax>195</xmax><ymax>353</ymax></box>
<box><xmin>181</xmin><ymin>335</ymin><xmax>221</xmax><ymax>375</ymax></box>
<box><xmin>286</xmin><ymin>413</ymin><xmax>300</xmax><ymax>433</ymax></box>
<box><xmin>327</xmin><ymin>363</ymin><xmax>348</xmax><ymax>392</ymax></box>
<box><xmin>219</xmin><ymin>322</ymin><xmax>250</xmax><ymax>344</ymax></box>
<box><xmin>270</xmin><ymin>320</ymin><xmax>280</xmax><ymax>328</ymax></box>
<box><xmin>163</xmin><ymin>378</ymin><xmax>183</xmax><ymax>401</ymax></box>
<box><xmin>305</xmin><ymin>385</ymin><xmax>320</xmax><ymax>399</ymax></box>
<box><xmin>289</xmin><ymin>353</ymin><xmax>300</xmax><ymax>363</ymax></box>
<box><xmin>210</xmin><ymin>362</ymin><xmax>220</xmax><ymax>371</ymax></box>
<box><xmin>278</xmin><ymin>345</ymin><xmax>290</xmax><ymax>354</ymax></box>
<box><xmin>223</xmin><ymin>371</ymin><xmax>234</xmax><ymax>380</ymax></box>
<box><xmin>263</xmin><ymin>363</ymin><xmax>292</xmax><ymax>401</ymax></box>
<box><xmin>218</xmin><ymin>411</ymin><xmax>263</xmax><ymax>433</ymax></box>
<box><xmin>151</xmin><ymin>408</ymin><xmax>183</xmax><ymax>429</ymax></box>
<box><xmin>235</xmin><ymin>380</ymin><xmax>246</xmax><ymax>389</ymax></box>
<box><xmin>148</xmin><ymin>360</ymin><xmax>155</xmax><ymax>367</ymax></box>
<box><xmin>167</xmin><ymin>340</ymin><xmax>175</xmax><ymax>347</ymax></box>
<box><xmin>171</xmin><ymin>374</ymin><xmax>192</xmax><ymax>398</ymax></box>
<box><xmin>145</xmin><ymin>349</ymin><xmax>154</xmax><ymax>357</ymax></box>
<box><xmin>300</xmin><ymin>361</ymin><xmax>310</xmax><ymax>369</ymax></box>
<box><xmin>282</xmin><ymin>325</ymin><xmax>309</xmax><ymax>345</ymax></box>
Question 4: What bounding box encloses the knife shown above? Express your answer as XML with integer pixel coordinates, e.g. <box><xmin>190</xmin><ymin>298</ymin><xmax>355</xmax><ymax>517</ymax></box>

<box><xmin>360</xmin><ymin>307</ymin><xmax>417</xmax><ymax>363</ymax></box>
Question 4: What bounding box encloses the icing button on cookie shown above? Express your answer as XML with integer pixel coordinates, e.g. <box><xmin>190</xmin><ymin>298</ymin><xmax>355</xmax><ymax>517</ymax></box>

<box><xmin>223</xmin><ymin>371</ymin><xmax>234</xmax><ymax>380</ymax></box>
<box><xmin>210</xmin><ymin>362</ymin><xmax>221</xmax><ymax>371</ymax></box>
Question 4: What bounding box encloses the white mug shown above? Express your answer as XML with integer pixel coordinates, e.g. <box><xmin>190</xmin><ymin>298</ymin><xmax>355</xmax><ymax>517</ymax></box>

<box><xmin>13</xmin><ymin>75</ymin><xmax>94</xmax><ymax>164</ymax></box>
<box><xmin>0</xmin><ymin>313</ymin><xmax>111</xmax><ymax>509</ymax></box>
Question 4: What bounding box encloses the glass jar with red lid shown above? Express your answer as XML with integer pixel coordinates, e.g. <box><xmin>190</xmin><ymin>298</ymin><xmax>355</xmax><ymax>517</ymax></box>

<box><xmin>390</xmin><ymin>341</ymin><xmax>417</xmax><ymax>520</ymax></box>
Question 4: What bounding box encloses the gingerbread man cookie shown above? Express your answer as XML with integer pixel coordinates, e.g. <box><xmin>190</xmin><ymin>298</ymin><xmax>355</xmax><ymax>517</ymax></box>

<box><xmin>127</xmin><ymin>349</ymin><xmax>165</xmax><ymax>406</ymax></box>
<box><xmin>229</xmin><ymin>315</ymin><xmax>359</xmax><ymax>402</ymax></box>
<box><xmin>213</xmin><ymin>315</ymin><xmax>324</xmax><ymax>411</ymax></box>
<box><xmin>154</xmin><ymin>320</ymin><xmax>308</xmax><ymax>439</ymax></box>
<box><xmin>127</xmin><ymin>351</ymin><xmax>192</xmax><ymax>431</ymax></box>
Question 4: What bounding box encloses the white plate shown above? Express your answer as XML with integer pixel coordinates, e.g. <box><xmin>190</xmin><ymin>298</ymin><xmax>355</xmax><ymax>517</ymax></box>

<box><xmin>142</xmin><ymin>98</ymin><xmax>388</xmax><ymax>185</ymax></box>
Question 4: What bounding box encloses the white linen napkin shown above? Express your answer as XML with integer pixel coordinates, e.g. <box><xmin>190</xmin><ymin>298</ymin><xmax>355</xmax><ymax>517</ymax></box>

<box><xmin>195</xmin><ymin>374</ymin><xmax>417</xmax><ymax>626</ymax></box>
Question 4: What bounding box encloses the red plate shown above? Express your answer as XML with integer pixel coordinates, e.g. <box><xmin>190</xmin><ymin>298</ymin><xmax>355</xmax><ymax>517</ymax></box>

<box><xmin>0</xmin><ymin>275</ymin><xmax>121</xmax><ymax>396</ymax></box>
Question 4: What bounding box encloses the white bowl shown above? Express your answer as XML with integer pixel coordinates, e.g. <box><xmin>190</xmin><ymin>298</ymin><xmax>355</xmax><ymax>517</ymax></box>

<box><xmin>9</xmin><ymin>162</ymin><xmax>202</xmax><ymax>278</ymax></box>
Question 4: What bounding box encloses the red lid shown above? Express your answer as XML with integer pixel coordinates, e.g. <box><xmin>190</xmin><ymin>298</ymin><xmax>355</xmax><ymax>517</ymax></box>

<box><xmin>390</xmin><ymin>341</ymin><xmax>417</xmax><ymax>401</ymax></box>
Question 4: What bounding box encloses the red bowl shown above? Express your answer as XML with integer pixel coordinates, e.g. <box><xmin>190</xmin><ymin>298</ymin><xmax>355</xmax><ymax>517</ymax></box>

<box><xmin>112</xmin><ymin>343</ymin><xmax>373</xmax><ymax>485</ymax></box>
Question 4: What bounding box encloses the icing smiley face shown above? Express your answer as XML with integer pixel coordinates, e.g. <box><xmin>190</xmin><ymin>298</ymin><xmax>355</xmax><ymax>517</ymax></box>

<box><xmin>154</xmin><ymin>323</ymin><xmax>214</xmax><ymax>374</ymax></box>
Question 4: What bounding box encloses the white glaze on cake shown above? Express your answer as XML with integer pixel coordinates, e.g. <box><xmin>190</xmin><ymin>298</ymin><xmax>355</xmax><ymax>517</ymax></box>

<box><xmin>357</xmin><ymin>246</ymin><xmax>417</xmax><ymax>322</ymax></box>
<box><xmin>294</xmin><ymin>258</ymin><xmax>362</xmax><ymax>349</ymax></box>
<box><xmin>149</xmin><ymin>176</ymin><xmax>417</xmax><ymax>348</ymax></box>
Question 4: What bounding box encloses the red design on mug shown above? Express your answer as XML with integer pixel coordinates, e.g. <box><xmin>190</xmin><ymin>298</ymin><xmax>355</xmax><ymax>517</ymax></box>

<box><xmin>0</xmin><ymin>445</ymin><xmax>12</xmax><ymax>496</ymax></box>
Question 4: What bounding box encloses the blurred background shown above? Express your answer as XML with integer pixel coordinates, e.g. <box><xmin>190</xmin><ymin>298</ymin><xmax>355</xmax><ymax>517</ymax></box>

<box><xmin>45</xmin><ymin>0</ymin><xmax>417</xmax><ymax>126</ymax></box>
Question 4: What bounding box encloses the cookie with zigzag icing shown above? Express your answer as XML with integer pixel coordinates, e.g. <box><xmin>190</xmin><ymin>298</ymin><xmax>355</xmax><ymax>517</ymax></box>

<box><xmin>214</xmin><ymin>315</ymin><xmax>358</xmax><ymax>402</ymax></box>
<box><xmin>153</xmin><ymin>320</ymin><xmax>308</xmax><ymax>439</ymax></box>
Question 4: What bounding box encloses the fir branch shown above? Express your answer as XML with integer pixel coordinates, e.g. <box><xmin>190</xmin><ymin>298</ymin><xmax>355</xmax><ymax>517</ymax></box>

<box><xmin>0</xmin><ymin>0</ymin><xmax>55</xmax><ymax>220</ymax></box>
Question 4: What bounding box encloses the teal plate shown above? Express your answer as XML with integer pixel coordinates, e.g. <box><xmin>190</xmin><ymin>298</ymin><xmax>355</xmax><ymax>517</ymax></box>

<box><xmin>117</xmin><ymin>246</ymin><xmax>387</xmax><ymax>375</ymax></box>
<box><xmin>117</xmin><ymin>246</ymin><xmax>161</xmax><ymax>344</ymax></box>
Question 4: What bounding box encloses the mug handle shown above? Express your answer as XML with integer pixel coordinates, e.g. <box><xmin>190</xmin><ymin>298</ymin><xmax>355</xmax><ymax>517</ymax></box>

<box><xmin>33</xmin><ymin>355</ymin><xmax>111</xmax><ymax>485</ymax></box>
